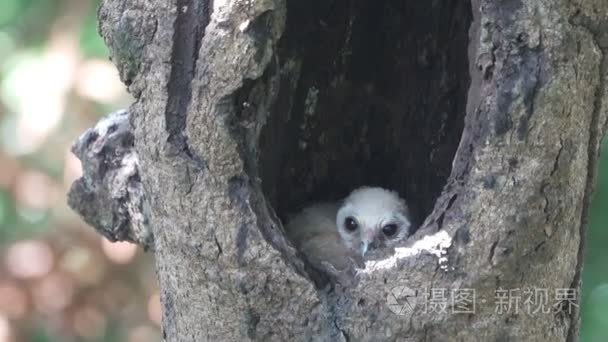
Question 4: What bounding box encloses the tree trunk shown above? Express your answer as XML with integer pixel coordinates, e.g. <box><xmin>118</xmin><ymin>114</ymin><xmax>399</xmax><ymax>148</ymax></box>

<box><xmin>70</xmin><ymin>0</ymin><xmax>608</xmax><ymax>340</ymax></box>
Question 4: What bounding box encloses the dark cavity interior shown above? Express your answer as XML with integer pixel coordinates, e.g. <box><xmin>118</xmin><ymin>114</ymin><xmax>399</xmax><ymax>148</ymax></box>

<box><xmin>258</xmin><ymin>0</ymin><xmax>472</xmax><ymax>227</ymax></box>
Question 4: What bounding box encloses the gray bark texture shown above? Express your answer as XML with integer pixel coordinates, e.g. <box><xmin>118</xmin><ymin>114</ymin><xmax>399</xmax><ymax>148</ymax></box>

<box><xmin>68</xmin><ymin>0</ymin><xmax>608</xmax><ymax>340</ymax></box>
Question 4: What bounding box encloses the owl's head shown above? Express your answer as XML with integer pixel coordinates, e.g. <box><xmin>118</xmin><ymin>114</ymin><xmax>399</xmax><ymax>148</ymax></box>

<box><xmin>336</xmin><ymin>187</ymin><xmax>411</xmax><ymax>256</ymax></box>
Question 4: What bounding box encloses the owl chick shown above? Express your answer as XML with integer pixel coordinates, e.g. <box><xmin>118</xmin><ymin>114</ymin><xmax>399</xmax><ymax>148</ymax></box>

<box><xmin>285</xmin><ymin>187</ymin><xmax>411</xmax><ymax>272</ymax></box>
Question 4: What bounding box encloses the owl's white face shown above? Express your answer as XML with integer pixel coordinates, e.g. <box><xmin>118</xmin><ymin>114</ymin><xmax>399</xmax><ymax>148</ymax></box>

<box><xmin>336</xmin><ymin>187</ymin><xmax>411</xmax><ymax>256</ymax></box>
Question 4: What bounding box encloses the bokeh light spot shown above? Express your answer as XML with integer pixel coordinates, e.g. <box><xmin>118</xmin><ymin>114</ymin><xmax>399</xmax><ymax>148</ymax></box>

<box><xmin>60</xmin><ymin>246</ymin><xmax>106</xmax><ymax>285</ymax></box>
<box><xmin>14</xmin><ymin>170</ymin><xmax>56</xmax><ymax>210</ymax></box>
<box><xmin>147</xmin><ymin>293</ymin><xmax>161</xmax><ymax>327</ymax></box>
<box><xmin>128</xmin><ymin>325</ymin><xmax>161</xmax><ymax>342</ymax></box>
<box><xmin>32</xmin><ymin>272</ymin><xmax>74</xmax><ymax>314</ymax></box>
<box><xmin>0</xmin><ymin>314</ymin><xmax>15</xmax><ymax>342</ymax></box>
<box><xmin>72</xmin><ymin>306</ymin><xmax>107</xmax><ymax>339</ymax></box>
<box><xmin>0</xmin><ymin>282</ymin><xmax>28</xmax><ymax>320</ymax></box>
<box><xmin>5</xmin><ymin>240</ymin><xmax>54</xmax><ymax>279</ymax></box>
<box><xmin>63</xmin><ymin>149</ymin><xmax>82</xmax><ymax>188</ymax></box>
<box><xmin>76</xmin><ymin>60</ymin><xmax>126</xmax><ymax>103</ymax></box>
<box><xmin>101</xmin><ymin>238</ymin><xmax>137</xmax><ymax>265</ymax></box>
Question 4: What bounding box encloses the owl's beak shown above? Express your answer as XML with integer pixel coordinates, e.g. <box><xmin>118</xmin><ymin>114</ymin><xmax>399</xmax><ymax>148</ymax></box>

<box><xmin>361</xmin><ymin>241</ymin><xmax>370</xmax><ymax>256</ymax></box>
<box><xmin>361</xmin><ymin>239</ymin><xmax>378</xmax><ymax>256</ymax></box>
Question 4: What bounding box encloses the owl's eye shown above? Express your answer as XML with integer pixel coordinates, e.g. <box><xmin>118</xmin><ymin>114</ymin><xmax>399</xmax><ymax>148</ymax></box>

<box><xmin>344</xmin><ymin>217</ymin><xmax>358</xmax><ymax>232</ymax></box>
<box><xmin>382</xmin><ymin>224</ymin><xmax>398</xmax><ymax>237</ymax></box>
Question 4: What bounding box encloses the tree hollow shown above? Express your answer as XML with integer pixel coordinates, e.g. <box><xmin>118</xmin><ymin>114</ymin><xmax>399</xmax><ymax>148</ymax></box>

<box><xmin>258</xmin><ymin>0</ymin><xmax>473</xmax><ymax>228</ymax></box>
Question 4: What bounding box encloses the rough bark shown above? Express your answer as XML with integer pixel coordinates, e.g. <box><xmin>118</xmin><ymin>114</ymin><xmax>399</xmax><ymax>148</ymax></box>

<box><xmin>68</xmin><ymin>109</ymin><xmax>153</xmax><ymax>249</ymax></box>
<box><xmin>69</xmin><ymin>0</ymin><xmax>608</xmax><ymax>340</ymax></box>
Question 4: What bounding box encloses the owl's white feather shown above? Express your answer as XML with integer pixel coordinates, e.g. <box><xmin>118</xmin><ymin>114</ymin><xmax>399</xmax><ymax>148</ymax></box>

<box><xmin>285</xmin><ymin>187</ymin><xmax>411</xmax><ymax>271</ymax></box>
<box><xmin>285</xmin><ymin>202</ymin><xmax>361</xmax><ymax>270</ymax></box>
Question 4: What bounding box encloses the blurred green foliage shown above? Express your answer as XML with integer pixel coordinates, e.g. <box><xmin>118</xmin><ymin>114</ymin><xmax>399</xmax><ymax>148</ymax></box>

<box><xmin>581</xmin><ymin>138</ymin><xmax>608</xmax><ymax>341</ymax></box>
<box><xmin>79</xmin><ymin>11</ymin><xmax>109</xmax><ymax>59</ymax></box>
<box><xmin>0</xmin><ymin>0</ymin><xmax>59</xmax><ymax>47</ymax></box>
<box><xmin>0</xmin><ymin>0</ymin><xmax>118</xmax><ymax>246</ymax></box>
<box><xmin>0</xmin><ymin>1</ymin><xmax>158</xmax><ymax>342</ymax></box>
